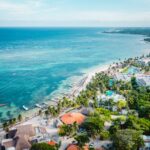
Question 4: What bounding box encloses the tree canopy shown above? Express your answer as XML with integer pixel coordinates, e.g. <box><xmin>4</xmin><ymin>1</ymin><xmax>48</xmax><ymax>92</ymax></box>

<box><xmin>112</xmin><ymin>129</ymin><xmax>144</xmax><ymax>150</ymax></box>
<box><xmin>30</xmin><ymin>143</ymin><xmax>58</xmax><ymax>150</ymax></box>
<box><xmin>75</xmin><ymin>132</ymin><xmax>90</xmax><ymax>148</ymax></box>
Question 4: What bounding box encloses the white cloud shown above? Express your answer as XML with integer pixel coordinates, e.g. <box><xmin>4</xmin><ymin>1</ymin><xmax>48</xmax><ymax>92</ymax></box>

<box><xmin>0</xmin><ymin>0</ymin><xmax>150</xmax><ymax>26</ymax></box>
<box><xmin>0</xmin><ymin>1</ymin><xmax>32</xmax><ymax>13</ymax></box>
<box><xmin>64</xmin><ymin>11</ymin><xmax>150</xmax><ymax>22</ymax></box>
<box><xmin>0</xmin><ymin>0</ymin><xmax>58</xmax><ymax>20</ymax></box>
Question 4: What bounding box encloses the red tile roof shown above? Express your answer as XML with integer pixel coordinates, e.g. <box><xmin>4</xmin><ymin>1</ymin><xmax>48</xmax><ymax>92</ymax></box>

<box><xmin>67</xmin><ymin>144</ymin><xmax>88</xmax><ymax>150</ymax></box>
<box><xmin>67</xmin><ymin>144</ymin><xmax>80</xmax><ymax>150</ymax></box>
<box><xmin>60</xmin><ymin>113</ymin><xmax>85</xmax><ymax>125</ymax></box>
<box><xmin>47</xmin><ymin>141</ymin><xmax>56</xmax><ymax>146</ymax></box>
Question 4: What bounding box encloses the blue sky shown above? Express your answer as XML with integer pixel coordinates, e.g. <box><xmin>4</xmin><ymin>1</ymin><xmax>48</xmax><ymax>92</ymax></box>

<box><xmin>0</xmin><ymin>0</ymin><xmax>150</xmax><ymax>27</ymax></box>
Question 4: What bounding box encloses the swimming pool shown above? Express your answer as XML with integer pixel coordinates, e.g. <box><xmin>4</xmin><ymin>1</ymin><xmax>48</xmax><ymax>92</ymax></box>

<box><xmin>127</xmin><ymin>66</ymin><xmax>140</xmax><ymax>75</ymax></box>
<box><xmin>106</xmin><ymin>90</ymin><xmax>114</xmax><ymax>96</ymax></box>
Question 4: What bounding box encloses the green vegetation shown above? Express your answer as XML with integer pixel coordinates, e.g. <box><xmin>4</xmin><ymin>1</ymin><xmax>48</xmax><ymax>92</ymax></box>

<box><xmin>116</xmin><ymin>100</ymin><xmax>127</xmax><ymax>111</ymax></box>
<box><xmin>109</xmin><ymin>28</ymin><xmax>150</xmax><ymax>43</ymax></box>
<box><xmin>100</xmin><ymin>130</ymin><xmax>110</xmax><ymax>140</ymax></box>
<box><xmin>30</xmin><ymin>143</ymin><xmax>59</xmax><ymax>150</ymax></box>
<box><xmin>44</xmin><ymin>97</ymin><xmax>77</xmax><ymax>118</ymax></box>
<box><xmin>18</xmin><ymin>114</ymin><xmax>22</xmax><ymax>122</ymax></box>
<box><xmin>121</xmin><ymin>66</ymin><xmax>129</xmax><ymax>73</ymax></box>
<box><xmin>112</xmin><ymin>129</ymin><xmax>144</xmax><ymax>150</ymax></box>
<box><xmin>2</xmin><ymin>55</ymin><xmax>150</xmax><ymax>150</ymax></box>
<box><xmin>81</xmin><ymin>115</ymin><xmax>104</xmax><ymax>138</ymax></box>
<box><xmin>94</xmin><ymin>107</ymin><xmax>111</xmax><ymax>121</ymax></box>
<box><xmin>56</xmin><ymin>55</ymin><xmax>149</xmax><ymax>148</ymax></box>
<box><xmin>124</xmin><ymin>115</ymin><xmax>150</xmax><ymax>134</ymax></box>
<box><xmin>75</xmin><ymin>132</ymin><xmax>90</xmax><ymax>148</ymax></box>
<box><xmin>58</xmin><ymin>122</ymin><xmax>78</xmax><ymax>137</ymax></box>
<box><xmin>3</xmin><ymin>114</ymin><xmax>22</xmax><ymax>131</ymax></box>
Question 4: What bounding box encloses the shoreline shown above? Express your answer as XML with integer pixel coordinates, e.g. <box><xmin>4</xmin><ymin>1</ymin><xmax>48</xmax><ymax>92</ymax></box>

<box><xmin>0</xmin><ymin>63</ymin><xmax>111</xmax><ymax>126</ymax></box>
<box><xmin>20</xmin><ymin>63</ymin><xmax>111</xmax><ymax>122</ymax></box>
<box><xmin>0</xmin><ymin>51</ymin><xmax>149</xmax><ymax>125</ymax></box>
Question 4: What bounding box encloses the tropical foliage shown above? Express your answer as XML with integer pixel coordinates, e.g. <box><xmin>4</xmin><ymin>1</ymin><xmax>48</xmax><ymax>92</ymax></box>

<box><xmin>30</xmin><ymin>143</ymin><xmax>59</xmax><ymax>150</ymax></box>
<box><xmin>75</xmin><ymin>132</ymin><xmax>90</xmax><ymax>148</ymax></box>
<box><xmin>112</xmin><ymin>129</ymin><xmax>144</xmax><ymax>150</ymax></box>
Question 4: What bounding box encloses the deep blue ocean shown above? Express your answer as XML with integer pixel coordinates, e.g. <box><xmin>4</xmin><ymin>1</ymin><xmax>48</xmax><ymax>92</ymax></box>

<box><xmin>0</xmin><ymin>27</ymin><xmax>150</xmax><ymax>121</ymax></box>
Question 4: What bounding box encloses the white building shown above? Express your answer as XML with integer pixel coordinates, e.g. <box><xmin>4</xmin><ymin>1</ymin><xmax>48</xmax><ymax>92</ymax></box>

<box><xmin>136</xmin><ymin>75</ymin><xmax>150</xmax><ymax>87</ymax></box>
<box><xmin>115</xmin><ymin>73</ymin><xmax>131</xmax><ymax>82</ymax></box>
<box><xmin>99</xmin><ymin>93</ymin><xmax>126</xmax><ymax>103</ymax></box>
<box><xmin>140</xmin><ymin>135</ymin><xmax>150</xmax><ymax>150</ymax></box>
<box><xmin>138</xmin><ymin>58</ymin><xmax>150</xmax><ymax>66</ymax></box>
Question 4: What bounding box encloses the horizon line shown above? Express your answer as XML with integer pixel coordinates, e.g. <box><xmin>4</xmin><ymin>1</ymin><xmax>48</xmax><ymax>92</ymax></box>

<box><xmin>0</xmin><ymin>26</ymin><xmax>150</xmax><ymax>28</ymax></box>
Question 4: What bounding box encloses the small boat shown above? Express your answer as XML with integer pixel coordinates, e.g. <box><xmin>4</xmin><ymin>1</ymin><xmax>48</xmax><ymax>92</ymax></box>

<box><xmin>23</xmin><ymin>105</ymin><xmax>29</xmax><ymax>111</ymax></box>
<box><xmin>35</xmin><ymin>103</ymin><xmax>42</xmax><ymax>108</ymax></box>
<box><xmin>43</xmin><ymin>102</ymin><xmax>48</xmax><ymax>105</ymax></box>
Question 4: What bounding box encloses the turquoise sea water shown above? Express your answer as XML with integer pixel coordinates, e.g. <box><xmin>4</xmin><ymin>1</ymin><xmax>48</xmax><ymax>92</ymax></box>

<box><xmin>0</xmin><ymin>27</ymin><xmax>150</xmax><ymax>122</ymax></box>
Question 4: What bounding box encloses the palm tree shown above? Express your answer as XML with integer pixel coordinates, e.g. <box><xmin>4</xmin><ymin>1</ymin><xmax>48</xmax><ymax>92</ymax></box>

<box><xmin>8</xmin><ymin>119</ymin><xmax>13</xmax><ymax>126</ymax></box>
<box><xmin>18</xmin><ymin>114</ymin><xmax>22</xmax><ymax>122</ymax></box>
<box><xmin>116</xmin><ymin>100</ymin><xmax>126</xmax><ymax>112</ymax></box>
<box><xmin>39</xmin><ymin>110</ymin><xmax>42</xmax><ymax>116</ymax></box>
<box><xmin>72</xmin><ymin>122</ymin><xmax>78</xmax><ymax>135</ymax></box>
<box><xmin>3</xmin><ymin>122</ymin><xmax>8</xmax><ymax>131</ymax></box>
<box><xmin>75</xmin><ymin>132</ymin><xmax>89</xmax><ymax>148</ymax></box>
<box><xmin>81</xmin><ymin>116</ymin><xmax>104</xmax><ymax>138</ymax></box>
<box><xmin>45</xmin><ymin>110</ymin><xmax>49</xmax><ymax>118</ymax></box>
<box><xmin>12</xmin><ymin>118</ymin><xmax>16</xmax><ymax>124</ymax></box>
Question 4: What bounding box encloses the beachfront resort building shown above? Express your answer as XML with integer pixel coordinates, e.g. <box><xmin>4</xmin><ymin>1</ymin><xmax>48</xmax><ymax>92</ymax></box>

<box><xmin>97</xmin><ymin>90</ymin><xmax>127</xmax><ymax>112</ymax></box>
<box><xmin>1</xmin><ymin>124</ymin><xmax>47</xmax><ymax>150</ymax></box>
<box><xmin>114</xmin><ymin>73</ymin><xmax>150</xmax><ymax>86</ymax></box>
<box><xmin>136</xmin><ymin>75</ymin><xmax>150</xmax><ymax>87</ymax></box>
<box><xmin>138</xmin><ymin>58</ymin><xmax>150</xmax><ymax>66</ymax></box>
<box><xmin>115</xmin><ymin>73</ymin><xmax>150</xmax><ymax>87</ymax></box>
<box><xmin>114</xmin><ymin>66</ymin><xmax>141</xmax><ymax>81</ymax></box>
<box><xmin>114</xmin><ymin>64</ymin><xmax>150</xmax><ymax>87</ymax></box>
<box><xmin>98</xmin><ymin>90</ymin><xmax>126</xmax><ymax>103</ymax></box>
<box><xmin>115</xmin><ymin>73</ymin><xmax>132</xmax><ymax>82</ymax></box>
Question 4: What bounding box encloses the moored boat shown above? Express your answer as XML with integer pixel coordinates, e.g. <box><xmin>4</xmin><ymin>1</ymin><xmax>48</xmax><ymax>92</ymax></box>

<box><xmin>23</xmin><ymin>105</ymin><xmax>29</xmax><ymax>111</ymax></box>
<box><xmin>35</xmin><ymin>103</ymin><xmax>42</xmax><ymax>108</ymax></box>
